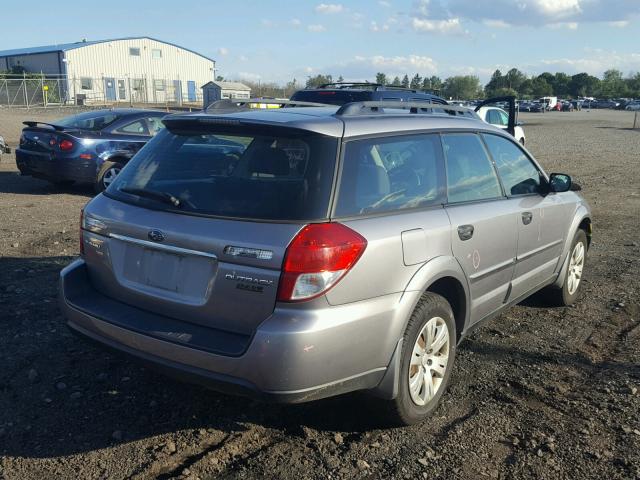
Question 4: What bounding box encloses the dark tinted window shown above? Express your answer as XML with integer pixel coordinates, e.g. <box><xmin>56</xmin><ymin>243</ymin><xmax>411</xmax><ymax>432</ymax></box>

<box><xmin>335</xmin><ymin>134</ymin><xmax>445</xmax><ymax>216</ymax></box>
<box><xmin>442</xmin><ymin>133</ymin><xmax>502</xmax><ymax>203</ymax></box>
<box><xmin>482</xmin><ymin>134</ymin><xmax>541</xmax><ymax>196</ymax></box>
<box><xmin>108</xmin><ymin>128</ymin><xmax>338</xmax><ymax>221</ymax></box>
<box><xmin>54</xmin><ymin>111</ymin><xmax>119</xmax><ymax>130</ymax></box>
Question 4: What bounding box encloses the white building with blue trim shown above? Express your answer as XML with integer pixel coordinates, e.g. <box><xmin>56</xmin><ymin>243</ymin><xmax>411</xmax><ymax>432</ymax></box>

<box><xmin>0</xmin><ymin>37</ymin><xmax>215</xmax><ymax>104</ymax></box>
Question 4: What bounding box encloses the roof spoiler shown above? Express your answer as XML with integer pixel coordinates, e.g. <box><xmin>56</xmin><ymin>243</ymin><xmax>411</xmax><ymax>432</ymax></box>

<box><xmin>22</xmin><ymin>121</ymin><xmax>66</xmax><ymax>131</ymax></box>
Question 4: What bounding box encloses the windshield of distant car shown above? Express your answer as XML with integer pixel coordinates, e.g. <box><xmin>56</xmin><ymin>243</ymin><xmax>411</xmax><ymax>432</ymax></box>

<box><xmin>53</xmin><ymin>111</ymin><xmax>120</xmax><ymax>130</ymax></box>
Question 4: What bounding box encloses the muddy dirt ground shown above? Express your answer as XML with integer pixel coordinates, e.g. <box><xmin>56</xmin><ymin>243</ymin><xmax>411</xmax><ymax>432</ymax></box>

<box><xmin>0</xmin><ymin>107</ymin><xmax>639</xmax><ymax>480</ymax></box>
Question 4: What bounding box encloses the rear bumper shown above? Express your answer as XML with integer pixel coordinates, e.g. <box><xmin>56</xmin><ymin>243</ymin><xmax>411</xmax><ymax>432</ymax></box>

<box><xmin>16</xmin><ymin>148</ymin><xmax>97</xmax><ymax>183</ymax></box>
<box><xmin>59</xmin><ymin>259</ymin><xmax>414</xmax><ymax>403</ymax></box>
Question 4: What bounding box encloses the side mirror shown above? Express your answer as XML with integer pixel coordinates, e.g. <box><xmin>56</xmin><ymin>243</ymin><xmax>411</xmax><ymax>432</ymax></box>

<box><xmin>549</xmin><ymin>173</ymin><xmax>573</xmax><ymax>193</ymax></box>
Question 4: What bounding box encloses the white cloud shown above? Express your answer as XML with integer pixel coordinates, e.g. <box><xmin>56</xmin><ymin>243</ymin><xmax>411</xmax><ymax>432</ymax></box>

<box><xmin>290</xmin><ymin>18</ymin><xmax>302</xmax><ymax>26</ymax></box>
<box><xmin>548</xmin><ymin>21</ymin><xmax>579</xmax><ymax>30</ymax></box>
<box><xmin>370</xmin><ymin>21</ymin><xmax>390</xmax><ymax>32</ymax></box>
<box><xmin>307</xmin><ymin>24</ymin><xmax>327</xmax><ymax>32</ymax></box>
<box><xmin>537</xmin><ymin>50</ymin><xmax>640</xmax><ymax>75</ymax></box>
<box><xmin>378</xmin><ymin>0</ymin><xmax>391</xmax><ymax>6</ymax></box>
<box><xmin>236</xmin><ymin>72</ymin><xmax>262</xmax><ymax>81</ymax></box>
<box><xmin>411</xmin><ymin>17</ymin><xmax>465</xmax><ymax>35</ymax></box>
<box><xmin>315</xmin><ymin>3</ymin><xmax>344</xmax><ymax>14</ymax></box>
<box><xmin>534</xmin><ymin>0</ymin><xmax>581</xmax><ymax>17</ymax></box>
<box><xmin>260</xmin><ymin>19</ymin><xmax>274</xmax><ymax>27</ymax></box>
<box><xmin>446</xmin><ymin>0</ymin><xmax>640</xmax><ymax>27</ymax></box>
<box><xmin>608</xmin><ymin>20</ymin><xmax>629</xmax><ymax>27</ymax></box>
<box><xmin>217</xmin><ymin>47</ymin><xmax>229</xmax><ymax>56</ymax></box>
<box><xmin>482</xmin><ymin>19</ymin><xmax>510</xmax><ymax>28</ymax></box>
<box><xmin>239</xmin><ymin>55</ymin><xmax>249</xmax><ymax>62</ymax></box>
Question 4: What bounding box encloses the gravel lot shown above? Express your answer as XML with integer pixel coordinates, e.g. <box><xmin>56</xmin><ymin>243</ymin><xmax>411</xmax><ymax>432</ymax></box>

<box><xmin>0</xmin><ymin>107</ymin><xmax>639</xmax><ymax>480</ymax></box>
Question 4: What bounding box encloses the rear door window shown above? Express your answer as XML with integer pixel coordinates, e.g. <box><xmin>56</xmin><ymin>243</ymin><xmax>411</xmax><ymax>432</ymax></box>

<box><xmin>482</xmin><ymin>134</ymin><xmax>541</xmax><ymax>196</ymax></box>
<box><xmin>442</xmin><ymin>133</ymin><xmax>503</xmax><ymax>203</ymax></box>
<box><xmin>334</xmin><ymin>134</ymin><xmax>445</xmax><ymax>216</ymax></box>
<box><xmin>116</xmin><ymin>119</ymin><xmax>149</xmax><ymax>135</ymax></box>
<box><xmin>108</xmin><ymin>127</ymin><xmax>338</xmax><ymax>221</ymax></box>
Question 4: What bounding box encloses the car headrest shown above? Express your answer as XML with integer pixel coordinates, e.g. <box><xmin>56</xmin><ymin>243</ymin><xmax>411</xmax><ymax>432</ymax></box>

<box><xmin>249</xmin><ymin>147</ymin><xmax>290</xmax><ymax>176</ymax></box>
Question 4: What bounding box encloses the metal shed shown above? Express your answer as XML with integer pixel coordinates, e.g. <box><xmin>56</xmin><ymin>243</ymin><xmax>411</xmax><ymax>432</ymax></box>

<box><xmin>0</xmin><ymin>37</ymin><xmax>216</xmax><ymax>106</ymax></box>
<box><xmin>202</xmin><ymin>81</ymin><xmax>251</xmax><ymax>108</ymax></box>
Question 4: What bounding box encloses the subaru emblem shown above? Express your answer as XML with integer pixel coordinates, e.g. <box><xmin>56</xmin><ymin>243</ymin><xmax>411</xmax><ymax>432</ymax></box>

<box><xmin>148</xmin><ymin>230</ymin><xmax>165</xmax><ymax>242</ymax></box>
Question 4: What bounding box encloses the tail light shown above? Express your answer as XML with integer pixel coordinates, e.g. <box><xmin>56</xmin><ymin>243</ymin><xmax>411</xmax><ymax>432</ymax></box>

<box><xmin>59</xmin><ymin>139</ymin><xmax>74</xmax><ymax>151</ymax></box>
<box><xmin>277</xmin><ymin>223</ymin><xmax>367</xmax><ymax>302</ymax></box>
<box><xmin>79</xmin><ymin>210</ymin><xmax>85</xmax><ymax>256</ymax></box>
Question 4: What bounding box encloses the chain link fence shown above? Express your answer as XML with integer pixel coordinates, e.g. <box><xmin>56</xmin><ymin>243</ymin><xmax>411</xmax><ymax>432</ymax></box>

<box><xmin>0</xmin><ymin>75</ymin><xmax>203</xmax><ymax>108</ymax></box>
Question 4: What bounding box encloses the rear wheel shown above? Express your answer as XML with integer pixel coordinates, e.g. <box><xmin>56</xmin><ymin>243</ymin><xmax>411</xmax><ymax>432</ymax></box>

<box><xmin>96</xmin><ymin>161</ymin><xmax>123</xmax><ymax>193</ymax></box>
<box><xmin>384</xmin><ymin>292</ymin><xmax>456</xmax><ymax>425</ymax></box>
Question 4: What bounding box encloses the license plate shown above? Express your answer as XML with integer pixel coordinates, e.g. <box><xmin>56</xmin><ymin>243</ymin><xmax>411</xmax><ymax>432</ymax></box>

<box><xmin>142</xmin><ymin>249</ymin><xmax>183</xmax><ymax>291</ymax></box>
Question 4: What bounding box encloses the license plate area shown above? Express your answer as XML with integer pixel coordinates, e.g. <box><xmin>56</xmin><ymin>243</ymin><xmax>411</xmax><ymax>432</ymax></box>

<box><xmin>116</xmin><ymin>241</ymin><xmax>217</xmax><ymax>304</ymax></box>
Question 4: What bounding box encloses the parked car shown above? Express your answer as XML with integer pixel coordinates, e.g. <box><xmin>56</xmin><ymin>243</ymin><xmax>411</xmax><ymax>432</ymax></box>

<box><xmin>476</xmin><ymin>106</ymin><xmax>526</xmax><ymax>144</ymax></box>
<box><xmin>16</xmin><ymin>109</ymin><xmax>166</xmax><ymax>191</ymax></box>
<box><xmin>60</xmin><ymin>99</ymin><xmax>591</xmax><ymax>425</ymax></box>
<box><xmin>290</xmin><ymin>82</ymin><xmax>447</xmax><ymax>105</ymax></box>
<box><xmin>0</xmin><ymin>134</ymin><xmax>10</xmax><ymax>159</ymax></box>
<box><xmin>561</xmin><ymin>101</ymin><xmax>574</xmax><ymax>112</ymax></box>
<box><xmin>592</xmin><ymin>99</ymin><xmax>619</xmax><ymax>109</ymax></box>
<box><xmin>625</xmin><ymin>100</ymin><xmax>640</xmax><ymax>111</ymax></box>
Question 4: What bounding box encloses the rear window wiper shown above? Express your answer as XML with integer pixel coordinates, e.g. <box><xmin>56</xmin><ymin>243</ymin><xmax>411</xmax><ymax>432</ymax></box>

<box><xmin>119</xmin><ymin>187</ymin><xmax>182</xmax><ymax>208</ymax></box>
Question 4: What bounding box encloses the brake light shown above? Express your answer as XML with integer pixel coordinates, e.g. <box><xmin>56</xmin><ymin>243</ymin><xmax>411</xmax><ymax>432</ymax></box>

<box><xmin>277</xmin><ymin>223</ymin><xmax>367</xmax><ymax>302</ymax></box>
<box><xmin>79</xmin><ymin>210</ymin><xmax>84</xmax><ymax>256</ymax></box>
<box><xmin>59</xmin><ymin>139</ymin><xmax>74</xmax><ymax>151</ymax></box>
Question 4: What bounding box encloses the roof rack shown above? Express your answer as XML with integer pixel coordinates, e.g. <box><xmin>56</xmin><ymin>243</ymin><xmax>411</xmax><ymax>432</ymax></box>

<box><xmin>205</xmin><ymin>97</ymin><xmax>332</xmax><ymax>113</ymax></box>
<box><xmin>335</xmin><ymin>101</ymin><xmax>477</xmax><ymax>118</ymax></box>
<box><xmin>318</xmin><ymin>82</ymin><xmax>381</xmax><ymax>89</ymax></box>
<box><xmin>315</xmin><ymin>82</ymin><xmax>435</xmax><ymax>95</ymax></box>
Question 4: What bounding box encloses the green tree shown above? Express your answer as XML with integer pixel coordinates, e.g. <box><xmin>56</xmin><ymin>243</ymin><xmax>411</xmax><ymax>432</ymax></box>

<box><xmin>568</xmin><ymin>73</ymin><xmax>601</xmax><ymax>97</ymax></box>
<box><xmin>504</xmin><ymin>68</ymin><xmax>526</xmax><ymax>93</ymax></box>
<box><xmin>443</xmin><ymin>75</ymin><xmax>482</xmax><ymax>99</ymax></box>
<box><xmin>599</xmin><ymin>69</ymin><xmax>627</xmax><ymax>97</ymax></box>
<box><xmin>531</xmin><ymin>76</ymin><xmax>553</xmax><ymax>97</ymax></box>
<box><xmin>306</xmin><ymin>74</ymin><xmax>333</xmax><ymax>88</ymax></box>
<box><xmin>410</xmin><ymin>73</ymin><xmax>423</xmax><ymax>90</ymax></box>
<box><xmin>485</xmin><ymin>69</ymin><xmax>505</xmax><ymax>97</ymax></box>
<box><xmin>337</xmin><ymin>75</ymin><xmax>344</xmax><ymax>83</ymax></box>
<box><xmin>375</xmin><ymin>72</ymin><xmax>388</xmax><ymax>85</ymax></box>
<box><xmin>552</xmin><ymin>72</ymin><xmax>571</xmax><ymax>96</ymax></box>
<box><xmin>401</xmin><ymin>74</ymin><xmax>410</xmax><ymax>88</ymax></box>
<box><xmin>391</xmin><ymin>76</ymin><xmax>401</xmax><ymax>86</ymax></box>
<box><xmin>428</xmin><ymin>76</ymin><xmax>442</xmax><ymax>92</ymax></box>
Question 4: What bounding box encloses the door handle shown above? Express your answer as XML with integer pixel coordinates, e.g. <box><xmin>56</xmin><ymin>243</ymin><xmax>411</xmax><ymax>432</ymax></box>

<box><xmin>457</xmin><ymin>224</ymin><xmax>474</xmax><ymax>241</ymax></box>
<box><xmin>522</xmin><ymin>211</ymin><xmax>533</xmax><ymax>225</ymax></box>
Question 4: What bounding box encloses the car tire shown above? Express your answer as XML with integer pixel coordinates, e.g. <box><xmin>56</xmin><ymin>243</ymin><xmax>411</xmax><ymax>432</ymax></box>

<box><xmin>548</xmin><ymin>229</ymin><xmax>588</xmax><ymax>306</ymax></box>
<box><xmin>96</xmin><ymin>161</ymin><xmax>123</xmax><ymax>193</ymax></box>
<box><xmin>384</xmin><ymin>292</ymin><xmax>457</xmax><ymax>426</ymax></box>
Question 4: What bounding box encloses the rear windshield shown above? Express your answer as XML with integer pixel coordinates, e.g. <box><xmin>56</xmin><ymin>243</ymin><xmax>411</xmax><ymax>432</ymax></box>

<box><xmin>54</xmin><ymin>111</ymin><xmax>120</xmax><ymax>130</ymax></box>
<box><xmin>107</xmin><ymin>127</ymin><xmax>338</xmax><ymax>221</ymax></box>
<box><xmin>291</xmin><ymin>90</ymin><xmax>371</xmax><ymax>106</ymax></box>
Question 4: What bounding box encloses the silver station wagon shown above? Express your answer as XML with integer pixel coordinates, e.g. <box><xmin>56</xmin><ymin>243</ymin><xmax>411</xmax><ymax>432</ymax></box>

<box><xmin>60</xmin><ymin>100</ymin><xmax>591</xmax><ymax>425</ymax></box>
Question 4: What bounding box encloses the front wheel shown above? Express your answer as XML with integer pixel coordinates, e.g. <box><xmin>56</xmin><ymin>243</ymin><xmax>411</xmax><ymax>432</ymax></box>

<box><xmin>95</xmin><ymin>161</ymin><xmax>123</xmax><ymax>193</ymax></box>
<box><xmin>384</xmin><ymin>292</ymin><xmax>456</xmax><ymax>425</ymax></box>
<box><xmin>547</xmin><ymin>229</ymin><xmax>587</xmax><ymax>306</ymax></box>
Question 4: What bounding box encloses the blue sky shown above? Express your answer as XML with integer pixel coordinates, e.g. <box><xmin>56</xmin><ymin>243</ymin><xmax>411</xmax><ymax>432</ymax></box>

<box><xmin>2</xmin><ymin>0</ymin><xmax>639</xmax><ymax>84</ymax></box>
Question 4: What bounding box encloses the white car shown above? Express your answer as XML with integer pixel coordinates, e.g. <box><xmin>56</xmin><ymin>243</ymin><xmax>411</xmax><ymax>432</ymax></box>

<box><xmin>476</xmin><ymin>106</ymin><xmax>526</xmax><ymax>145</ymax></box>
<box><xmin>625</xmin><ymin>101</ymin><xmax>640</xmax><ymax>111</ymax></box>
